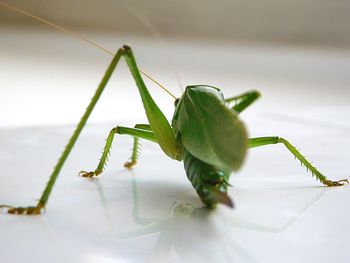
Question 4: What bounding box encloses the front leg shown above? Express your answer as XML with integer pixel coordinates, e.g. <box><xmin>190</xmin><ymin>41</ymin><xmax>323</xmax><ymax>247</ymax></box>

<box><xmin>225</xmin><ymin>90</ymin><xmax>261</xmax><ymax>113</ymax></box>
<box><xmin>80</xmin><ymin>125</ymin><xmax>156</xmax><ymax>178</ymax></box>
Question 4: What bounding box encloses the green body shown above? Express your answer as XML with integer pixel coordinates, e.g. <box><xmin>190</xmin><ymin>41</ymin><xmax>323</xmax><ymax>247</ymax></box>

<box><xmin>172</xmin><ymin>86</ymin><xmax>248</xmax><ymax>207</ymax></box>
<box><xmin>1</xmin><ymin>46</ymin><xmax>347</xmax><ymax>215</ymax></box>
<box><xmin>182</xmin><ymin>149</ymin><xmax>232</xmax><ymax>207</ymax></box>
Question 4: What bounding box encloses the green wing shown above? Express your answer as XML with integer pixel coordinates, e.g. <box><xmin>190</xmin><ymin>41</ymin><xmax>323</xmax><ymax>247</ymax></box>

<box><xmin>175</xmin><ymin>86</ymin><xmax>248</xmax><ymax>171</ymax></box>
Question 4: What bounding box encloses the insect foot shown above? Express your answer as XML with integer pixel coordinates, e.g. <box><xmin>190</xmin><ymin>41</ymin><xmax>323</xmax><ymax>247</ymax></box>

<box><xmin>79</xmin><ymin>170</ymin><xmax>100</xmax><ymax>178</ymax></box>
<box><xmin>124</xmin><ymin>161</ymin><xmax>137</xmax><ymax>169</ymax></box>
<box><xmin>322</xmin><ymin>179</ymin><xmax>349</xmax><ymax>187</ymax></box>
<box><xmin>0</xmin><ymin>205</ymin><xmax>43</xmax><ymax>215</ymax></box>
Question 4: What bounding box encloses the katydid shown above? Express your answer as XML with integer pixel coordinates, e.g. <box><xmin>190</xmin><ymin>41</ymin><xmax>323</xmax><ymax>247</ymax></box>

<box><xmin>0</xmin><ymin>2</ymin><xmax>348</xmax><ymax>215</ymax></box>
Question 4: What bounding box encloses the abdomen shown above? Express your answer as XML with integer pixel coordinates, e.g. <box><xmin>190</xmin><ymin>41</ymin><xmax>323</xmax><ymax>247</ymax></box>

<box><xmin>182</xmin><ymin>149</ymin><xmax>233</xmax><ymax>208</ymax></box>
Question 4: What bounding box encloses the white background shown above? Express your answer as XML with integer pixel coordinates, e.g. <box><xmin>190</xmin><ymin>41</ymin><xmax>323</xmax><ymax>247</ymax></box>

<box><xmin>1</xmin><ymin>1</ymin><xmax>350</xmax><ymax>262</ymax></box>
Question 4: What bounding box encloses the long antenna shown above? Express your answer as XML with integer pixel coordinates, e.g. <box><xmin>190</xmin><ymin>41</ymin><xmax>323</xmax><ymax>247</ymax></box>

<box><xmin>0</xmin><ymin>1</ymin><xmax>178</xmax><ymax>100</ymax></box>
<box><xmin>119</xmin><ymin>0</ymin><xmax>184</xmax><ymax>93</ymax></box>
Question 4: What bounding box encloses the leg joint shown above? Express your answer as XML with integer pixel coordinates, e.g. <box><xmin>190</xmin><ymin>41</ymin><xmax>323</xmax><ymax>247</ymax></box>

<box><xmin>111</xmin><ymin>126</ymin><xmax>119</xmax><ymax>134</ymax></box>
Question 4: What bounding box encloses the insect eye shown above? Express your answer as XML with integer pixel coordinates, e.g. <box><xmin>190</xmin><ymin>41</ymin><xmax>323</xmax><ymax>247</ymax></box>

<box><xmin>174</xmin><ymin>98</ymin><xmax>180</xmax><ymax>107</ymax></box>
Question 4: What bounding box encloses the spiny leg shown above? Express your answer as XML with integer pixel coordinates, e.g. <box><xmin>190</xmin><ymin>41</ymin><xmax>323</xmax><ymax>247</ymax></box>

<box><xmin>1</xmin><ymin>46</ymin><xmax>178</xmax><ymax>214</ymax></box>
<box><xmin>124</xmin><ymin>124</ymin><xmax>152</xmax><ymax>169</ymax></box>
<box><xmin>1</xmin><ymin>51</ymin><xmax>125</xmax><ymax>214</ymax></box>
<box><xmin>80</xmin><ymin>125</ymin><xmax>156</xmax><ymax>178</ymax></box>
<box><xmin>248</xmin><ymin>136</ymin><xmax>348</xmax><ymax>186</ymax></box>
<box><xmin>225</xmin><ymin>90</ymin><xmax>261</xmax><ymax>113</ymax></box>
<box><xmin>124</xmin><ymin>137</ymin><xmax>140</xmax><ymax>169</ymax></box>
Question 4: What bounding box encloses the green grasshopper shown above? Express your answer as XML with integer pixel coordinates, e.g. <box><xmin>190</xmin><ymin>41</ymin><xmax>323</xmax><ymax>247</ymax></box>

<box><xmin>0</xmin><ymin>2</ymin><xmax>348</xmax><ymax>215</ymax></box>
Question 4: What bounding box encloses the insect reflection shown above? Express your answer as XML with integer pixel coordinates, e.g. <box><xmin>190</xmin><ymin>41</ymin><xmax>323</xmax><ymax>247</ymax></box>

<box><xmin>92</xmin><ymin>172</ymin><xmax>331</xmax><ymax>262</ymax></box>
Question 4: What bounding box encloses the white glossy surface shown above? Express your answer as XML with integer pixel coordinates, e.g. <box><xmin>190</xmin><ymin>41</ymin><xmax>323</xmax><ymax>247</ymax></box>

<box><xmin>1</xmin><ymin>29</ymin><xmax>350</xmax><ymax>263</ymax></box>
<box><xmin>1</xmin><ymin>119</ymin><xmax>349</xmax><ymax>263</ymax></box>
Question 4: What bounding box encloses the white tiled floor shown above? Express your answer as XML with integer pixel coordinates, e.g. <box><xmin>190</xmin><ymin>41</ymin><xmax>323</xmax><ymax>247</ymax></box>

<box><xmin>0</xmin><ymin>29</ymin><xmax>350</xmax><ymax>262</ymax></box>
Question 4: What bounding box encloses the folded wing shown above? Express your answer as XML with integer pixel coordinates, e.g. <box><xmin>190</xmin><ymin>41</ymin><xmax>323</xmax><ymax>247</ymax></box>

<box><xmin>176</xmin><ymin>86</ymin><xmax>248</xmax><ymax>171</ymax></box>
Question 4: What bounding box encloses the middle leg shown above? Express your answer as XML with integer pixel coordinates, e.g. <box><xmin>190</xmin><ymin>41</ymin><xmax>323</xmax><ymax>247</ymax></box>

<box><xmin>80</xmin><ymin>125</ymin><xmax>156</xmax><ymax>178</ymax></box>
<box><xmin>248</xmin><ymin>136</ymin><xmax>348</xmax><ymax>186</ymax></box>
<box><xmin>124</xmin><ymin>124</ymin><xmax>152</xmax><ymax>169</ymax></box>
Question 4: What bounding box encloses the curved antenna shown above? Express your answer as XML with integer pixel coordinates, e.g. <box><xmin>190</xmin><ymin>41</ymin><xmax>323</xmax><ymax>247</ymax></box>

<box><xmin>0</xmin><ymin>1</ymin><xmax>178</xmax><ymax>100</ymax></box>
<box><xmin>119</xmin><ymin>0</ymin><xmax>184</xmax><ymax>93</ymax></box>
